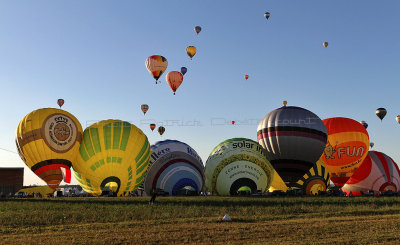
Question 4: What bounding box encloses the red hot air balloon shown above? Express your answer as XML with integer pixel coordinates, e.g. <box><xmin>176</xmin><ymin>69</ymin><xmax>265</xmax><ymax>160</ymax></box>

<box><xmin>166</xmin><ymin>71</ymin><xmax>184</xmax><ymax>95</ymax></box>
<box><xmin>150</xmin><ymin>124</ymin><xmax>156</xmax><ymax>131</ymax></box>
<box><xmin>158</xmin><ymin>126</ymin><xmax>165</xmax><ymax>136</ymax></box>
<box><xmin>57</xmin><ymin>99</ymin><xmax>64</xmax><ymax>108</ymax></box>
<box><xmin>244</xmin><ymin>75</ymin><xmax>249</xmax><ymax>80</ymax></box>
<box><xmin>232</xmin><ymin>121</ymin><xmax>235</xmax><ymax>125</ymax></box>
<box><xmin>342</xmin><ymin>151</ymin><xmax>400</xmax><ymax>195</ymax></box>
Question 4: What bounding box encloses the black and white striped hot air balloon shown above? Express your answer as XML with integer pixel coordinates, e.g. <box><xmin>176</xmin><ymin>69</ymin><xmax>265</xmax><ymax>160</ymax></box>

<box><xmin>257</xmin><ymin>105</ymin><xmax>328</xmax><ymax>187</ymax></box>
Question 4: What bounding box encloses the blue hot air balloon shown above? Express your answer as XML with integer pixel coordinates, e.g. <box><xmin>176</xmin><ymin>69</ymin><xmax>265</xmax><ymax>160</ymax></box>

<box><xmin>181</xmin><ymin>67</ymin><xmax>187</xmax><ymax>75</ymax></box>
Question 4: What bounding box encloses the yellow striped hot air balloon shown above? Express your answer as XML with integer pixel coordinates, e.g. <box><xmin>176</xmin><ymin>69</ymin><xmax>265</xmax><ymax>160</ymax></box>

<box><xmin>15</xmin><ymin>108</ymin><xmax>83</xmax><ymax>189</ymax></box>
<box><xmin>73</xmin><ymin>120</ymin><xmax>150</xmax><ymax>196</ymax></box>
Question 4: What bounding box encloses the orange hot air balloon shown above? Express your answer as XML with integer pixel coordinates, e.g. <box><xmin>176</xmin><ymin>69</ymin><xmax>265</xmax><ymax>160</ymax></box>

<box><xmin>150</xmin><ymin>124</ymin><xmax>156</xmax><ymax>131</ymax></box>
<box><xmin>145</xmin><ymin>55</ymin><xmax>168</xmax><ymax>84</ymax></box>
<box><xmin>323</xmin><ymin>42</ymin><xmax>328</xmax><ymax>48</ymax></box>
<box><xmin>57</xmin><ymin>99</ymin><xmax>64</xmax><ymax>108</ymax></box>
<box><xmin>141</xmin><ymin>104</ymin><xmax>149</xmax><ymax>115</ymax></box>
<box><xmin>165</xmin><ymin>71</ymin><xmax>184</xmax><ymax>95</ymax></box>
<box><xmin>244</xmin><ymin>75</ymin><xmax>249</xmax><ymax>80</ymax></box>
<box><xmin>321</xmin><ymin>117</ymin><xmax>369</xmax><ymax>187</ymax></box>
<box><xmin>158</xmin><ymin>126</ymin><xmax>165</xmax><ymax>136</ymax></box>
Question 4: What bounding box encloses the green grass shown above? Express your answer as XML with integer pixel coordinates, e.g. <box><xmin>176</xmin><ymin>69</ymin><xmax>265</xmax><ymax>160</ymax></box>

<box><xmin>1</xmin><ymin>196</ymin><xmax>400</xmax><ymax>244</ymax></box>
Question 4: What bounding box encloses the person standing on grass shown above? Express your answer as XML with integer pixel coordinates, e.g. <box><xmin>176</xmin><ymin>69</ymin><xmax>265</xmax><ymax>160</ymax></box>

<box><xmin>149</xmin><ymin>188</ymin><xmax>157</xmax><ymax>205</ymax></box>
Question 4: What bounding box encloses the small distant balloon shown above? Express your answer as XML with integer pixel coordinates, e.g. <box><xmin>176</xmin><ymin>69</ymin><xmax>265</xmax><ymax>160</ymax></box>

<box><xmin>186</xmin><ymin>46</ymin><xmax>197</xmax><ymax>59</ymax></box>
<box><xmin>323</xmin><ymin>42</ymin><xmax>328</xmax><ymax>48</ymax></box>
<box><xmin>396</xmin><ymin>115</ymin><xmax>400</xmax><ymax>124</ymax></box>
<box><xmin>360</xmin><ymin>121</ymin><xmax>368</xmax><ymax>129</ymax></box>
<box><xmin>141</xmin><ymin>104</ymin><xmax>149</xmax><ymax>115</ymax></box>
<box><xmin>158</xmin><ymin>126</ymin><xmax>165</xmax><ymax>136</ymax></box>
<box><xmin>370</xmin><ymin>142</ymin><xmax>374</xmax><ymax>148</ymax></box>
<box><xmin>232</xmin><ymin>121</ymin><xmax>235</xmax><ymax>125</ymax></box>
<box><xmin>195</xmin><ymin>26</ymin><xmax>202</xmax><ymax>34</ymax></box>
<box><xmin>57</xmin><ymin>99</ymin><xmax>64</xmax><ymax>108</ymax></box>
<box><xmin>150</xmin><ymin>124</ymin><xmax>156</xmax><ymax>131</ymax></box>
<box><xmin>181</xmin><ymin>67</ymin><xmax>187</xmax><ymax>75</ymax></box>
<box><xmin>244</xmin><ymin>75</ymin><xmax>249</xmax><ymax>80</ymax></box>
<box><xmin>283</xmin><ymin>100</ymin><xmax>287</xmax><ymax>107</ymax></box>
<box><xmin>264</xmin><ymin>12</ymin><xmax>270</xmax><ymax>20</ymax></box>
<box><xmin>376</xmin><ymin>108</ymin><xmax>387</xmax><ymax>121</ymax></box>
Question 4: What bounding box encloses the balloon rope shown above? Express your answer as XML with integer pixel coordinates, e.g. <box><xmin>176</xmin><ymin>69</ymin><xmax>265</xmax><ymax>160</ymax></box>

<box><xmin>0</xmin><ymin>147</ymin><xmax>18</xmax><ymax>154</ymax></box>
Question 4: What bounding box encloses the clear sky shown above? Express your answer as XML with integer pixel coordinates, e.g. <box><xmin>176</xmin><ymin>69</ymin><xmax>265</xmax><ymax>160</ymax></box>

<box><xmin>0</xmin><ymin>1</ymin><xmax>399</xmax><ymax>186</ymax></box>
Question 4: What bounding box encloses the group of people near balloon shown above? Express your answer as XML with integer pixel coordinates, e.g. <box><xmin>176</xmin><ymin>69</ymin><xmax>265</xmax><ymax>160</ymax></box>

<box><xmin>14</xmin><ymin>101</ymin><xmax>400</xmax><ymax>197</ymax></box>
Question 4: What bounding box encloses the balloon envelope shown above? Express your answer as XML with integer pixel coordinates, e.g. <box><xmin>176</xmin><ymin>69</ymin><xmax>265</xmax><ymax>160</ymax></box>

<box><xmin>150</xmin><ymin>124</ymin><xmax>156</xmax><ymax>131</ymax></box>
<box><xmin>143</xmin><ymin>140</ymin><xmax>204</xmax><ymax>196</ymax></box>
<box><xmin>360</xmin><ymin>121</ymin><xmax>368</xmax><ymax>129</ymax></box>
<box><xmin>376</xmin><ymin>108</ymin><xmax>387</xmax><ymax>121</ymax></box>
<box><xmin>205</xmin><ymin>138</ymin><xmax>276</xmax><ymax>195</ymax></box>
<box><xmin>141</xmin><ymin>104</ymin><xmax>149</xmax><ymax>115</ymax></box>
<box><xmin>257</xmin><ymin>106</ymin><xmax>327</xmax><ymax>187</ymax></box>
<box><xmin>322</xmin><ymin>117</ymin><xmax>369</xmax><ymax>187</ymax></box>
<box><xmin>342</xmin><ymin>151</ymin><xmax>400</xmax><ymax>195</ymax></box>
<box><xmin>181</xmin><ymin>67</ymin><xmax>187</xmax><ymax>75</ymax></box>
<box><xmin>244</xmin><ymin>75</ymin><xmax>249</xmax><ymax>80</ymax></box>
<box><xmin>158</xmin><ymin>126</ymin><xmax>165</xmax><ymax>135</ymax></box>
<box><xmin>293</xmin><ymin>158</ymin><xmax>331</xmax><ymax>195</ymax></box>
<box><xmin>57</xmin><ymin>99</ymin><xmax>64</xmax><ymax>108</ymax></box>
<box><xmin>166</xmin><ymin>71</ymin><xmax>184</xmax><ymax>95</ymax></box>
<box><xmin>264</xmin><ymin>12</ymin><xmax>270</xmax><ymax>20</ymax></box>
<box><xmin>323</xmin><ymin>42</ymin><xmax>328</xmax><ymax>47</ymax></box>
<box><xmin>194</xmin><ymin>26</ymin><xmax>202</xmax><ymax>34</ymax></box>
<box><xmin>186</xmin><ymin>46</ymin><xmax>197</xmax><ymax>59</ymax></box>
<box><xmin>396</xmin><ymin>115</ymin><xmax>400</xmax><ymax>124</ymax></box>
<box><xmin>73</xmin><ymin>120</ymin><xmax>150</xmax><ymax>196</ymax></box>
<box><xmin>145</xmin><ymin>55</ymin><xmax>168</xmax><ymax>83</ymax></box>
<box><xmin>16</xmin><ymin>108</ymin><xmax>83</xmax><ymax>189</ymax></box>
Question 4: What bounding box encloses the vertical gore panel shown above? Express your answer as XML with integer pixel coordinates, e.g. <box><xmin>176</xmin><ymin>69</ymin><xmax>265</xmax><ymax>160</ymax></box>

<box><xmin>112</xmin><ymin>121</ymin><xmax>122</xmax><ymax>149</ymax></box>
<box><xmin>90</xmin><ymin>128</ymin><xmax>102</xmax><ymax>153</ymax></box>
<box><xmin>135</xmin><ymin>138</ymin><xmax>149</xmax><ymax>162</ymax></box>
<box><xmin>120</xmin><ymin>122</ymin><xmax>131</xmax><ymax>151</ymax></box>
<box><xmin>79</xmin><ymin>145</ymin><xmax>90</xmax><ymax>162</ymax></box>
<box><xmin>83</xmin><ymin>131</ymin><xmax>95</xmax><ymax>157</ymax></box>
<box><xmin>103</xmin><ymin>123</ymin><xmax>112</xmax><ymax>150</ymax></box>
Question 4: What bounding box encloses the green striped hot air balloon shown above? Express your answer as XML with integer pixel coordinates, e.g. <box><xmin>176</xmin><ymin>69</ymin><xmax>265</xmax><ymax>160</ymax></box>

<box><xmin>73</xmin><ymin>120</ymin><xmax>150</xmax><ymax>196</ymax></box>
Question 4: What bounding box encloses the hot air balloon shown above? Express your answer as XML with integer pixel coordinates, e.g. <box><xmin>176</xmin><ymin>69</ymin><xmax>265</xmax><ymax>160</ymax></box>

<box><xmin>370</xmin><ymin>142</ymin><xmax>374</xmax><ymax>148</ymax></box>
<box><xmin>145</xmin><ymin>55</ymin><xmax>168</xmax><ymax>84</ymax></box>
<box><xmin>194</xmin><ymin>26</ymin><xmax>202</xmax><ymax>34</ymax></box>
<box><xmin>342</xmin><ymin>151</ymin><xmax>400</xmax><ymax>195</ymax></box>
<box><xmin>257</xmin><ymin>106</ymin><xmax>328</xmax><ymax>187</ymax></box>
<box><xmin>165</xmin><ymin>71</ymin><xmax>183</xmax><ymax>95</ymax></box>
<box><xmin>15</xmin><ymin>108</ymin><xmax>83</xmax><ymax>189</ymax></box>
<box><xmin>397</xmin><ymin>115</ymin><xmax>400</xmax><ymax>124</ymax></box>
<box><xmin>158</xmin><ymin>126</ymin><xmax>165</xmax><ymax>136</ymax></box>
<box><xmin>244</xmin><ymin>75</ymin><xmax>249</xmax><ymax>80</ymax></box>
<box><xmin>323</xmin><ymin>42</ymin><xmax>328</xmax><ymax>47</ymax></box>
<box><xmin>143</xmin><ymin>140</ymin><xmax>204</xmax><ymax>196</ymax></box>
<box><xmin>264</xmin><ymin>12</ymin><xmax>270</xmax><ymax>20</ymax></box>
<box><xmin>73</xmin><ymin>120</ymin><xmax>150</xmax><ymax>196</ymax></box>
<box><xmin>205</xmin><ymin>138</ymin><xmax>276</xmax><ymax>195</ymax></box>
<box><xmin>186</xmin><ymin>46</ymin><xmax>197</xmax><ymax>59</ymax></box>
<box><xmin>231</xmin><ymin>121</ymin><xmax>235</xmax><ymax>125</ymax></box>
<box><xmin>150</xmin><ymin>124</ymin><xmax>156</xmax><ymax>131</ymax></box>
<box><xmin>57</xmin><ymin>99</ymin><xmax>64</xmax><ymax>108</ymax></box>
<box><xmin>181</xmin><ymin>67</ymin><xmax>187</xmax><ymax>75</ymax></box>
<box><xmin>360</xmin><ymin>121</ymin><xmax>368</xmax><ymax>129</ymax></box>
<box><xmin>283</xmin><ymin>100</ymin><xmax>287</xmax><ymax>106</ymax></box>
<box><xmin>321</xmin><ymin>117</ymin><xmax>369</xmax><ymax>187</ymax></box>
<box><xmin>376</xmin><ymin>108</ymin><xmax>387</xmax><ymax>121</ymax></box>
<box><xmin>141</xmin><ymin>104</ymin><xmax>149</xmax><ymax>115</ymax></box>
<box><xmin>293</xmin><ymin>159</ymin><xmax>331</xmax><ymax>195</ymax></box>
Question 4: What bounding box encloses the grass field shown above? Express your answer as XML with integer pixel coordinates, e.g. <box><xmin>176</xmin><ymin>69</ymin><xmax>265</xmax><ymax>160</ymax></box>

<box><xmin>1</xmin><ymin>196</ymin><xmax>400</xmax><ymax>244</ymax></box>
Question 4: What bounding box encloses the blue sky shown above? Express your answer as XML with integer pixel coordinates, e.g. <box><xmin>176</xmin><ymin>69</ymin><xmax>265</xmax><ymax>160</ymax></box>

<box><xmin>0</xmin><ymin>1</ymin><xmax>399</xmax><ymax>185</ymax></box>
